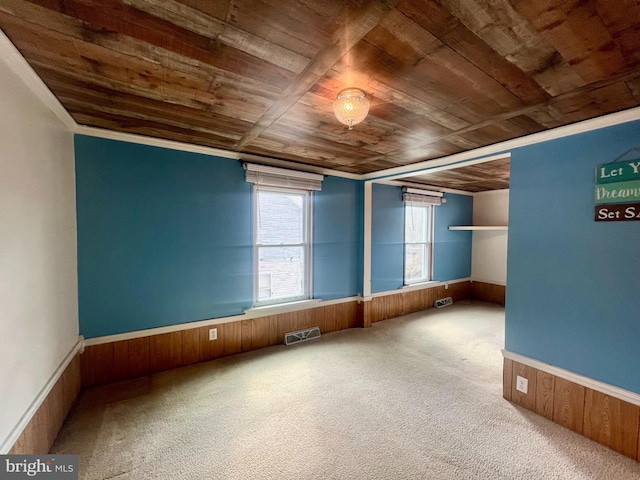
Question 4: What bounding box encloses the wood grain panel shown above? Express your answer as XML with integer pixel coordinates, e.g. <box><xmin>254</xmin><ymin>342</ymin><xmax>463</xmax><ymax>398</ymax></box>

<box><xmin>9</xmin><ymin>356</ymin><xmax>81</xmax><ymax>454</ymax></box>
<box><xmin>503</xmin><ymin>357</ymin><xmax>513</xmax><ymax>401</ymax></box>
<box><xmin>335</xmin><ymin>302</ymin><xmax>355</xmax><ymax>330</ymax></box>
<box><xmin>110</xmin><ymin>337</ymin><xmax>151</xmax><ymax>382</ymax></box>
<box><xmin>222</xmin><ymin>321</ymin><xmax>243</xmax><ymax>357</ymax></box>
<box><xmin>112</xmin><ymin>340</ymin><xmax>130</xmax><ymax>382</ymax></box>
<box><xmin>241</xmin><ymin>316</ymin><xmax>274</xmax><ymax>352</ymax></box>
<box><xmin>199</xmin><ymin>324</ymin><xmax>224</xmax><ymax>362</ymax></box>
<box><xmin>309</xmin><ymin>307</ymin><xmax>326</xmax><ymax>333</ymax></box>
<box><xmin>166</xmin><ymin>331</ymin><xmax>183</xmax><ymax>369</ymax></box>
<box><xmin>552</xmin><ymin>377</ymin><xmax>585</xmax><ymax>434</ymax></box>
<box><xmin>583</xmin><ymin>390</ymin><xmax>640</xmax><ymax>459</ymax></box>
<box><xmin>1</xmin><ymin>1</ymin><xmax>640</xmax><ymax>177</ymax></box>
<box><xmin>535</xmin><ymin>370</ymin><xmax>555</xmax><ymax>420</ymax></box>
<box><xmin>513</xmin><ymin>0</ymin><xmax>628</xmax><ymax>84</ymax></box>
<box><xmin>150</xmin><ymin>333</ymin><xmax>173</xmax><ymax>373</ymax></box>
<box><xmin>372</xmin><ymin>296</ymin><xmax>386</xmax><ymax>323</ymax></box>
<box><xmin>449</xmin><ymin>281</ymin><xmax>471</xmax><ymax>303</ymax></box>
<box><xmin>511</xmin><ymin>362</ymin><xmax>537</xmax><ymax>411</ymax></box>
<box><xmin>322</xmin><ymin>305</ymin><xmax>338</xmax><ymax>333</ymax></box>
<box><xmin>127</xmin><ymin>337</ymin><xmax>150</xmax><ymax>378</ymax></box>
<box><xmin>81</xmin><ymin>343</ymin><xmax>115</xmax><ymax>387</ymax></box>
<box><xmin>181</xmin><ymin>328</ymin><xmax>201</xmax><ymax>365</ymax></box>
<box><xmin>421</xmin><ymin>287</ymin><xmax>434</xmax><ymax>311</ymax></box>
<box><xmin>471</xmin><ymin>282</ymin><xmax>506</xmax><ymax>305</ymax></box>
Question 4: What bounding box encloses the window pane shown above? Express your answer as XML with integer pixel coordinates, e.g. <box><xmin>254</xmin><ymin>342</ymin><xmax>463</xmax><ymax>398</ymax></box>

<box><xmin>258</xmin><ymin>246</ymin><xmax>304</xmax><ymax>300</ymax></box>
<box><xmin>405</xmin><ymin>243</ymin><xmax>426</xmax><ymax>282</ymax></box>
<box><xmin>405</xmin><ymin>205</ymin><xmax>428</xmax><ymax>243</ymax></box>
<box><xmin>257</xmin><ymin>190</ymin><xmax>305</xmax><ymax>245</ymax></box>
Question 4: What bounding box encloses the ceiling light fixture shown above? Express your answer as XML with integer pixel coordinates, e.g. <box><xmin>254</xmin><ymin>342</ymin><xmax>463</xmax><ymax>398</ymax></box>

<box><xmin>333</xmin><ymin>88</ymin><xmax>370</xmax><ymax>130</ymax></box>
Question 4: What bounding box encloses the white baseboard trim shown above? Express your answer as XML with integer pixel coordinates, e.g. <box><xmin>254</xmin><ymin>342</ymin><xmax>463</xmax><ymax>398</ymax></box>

<box><xmin>0</xmin><ymin>336</ymin><xmax>84</xmax><ymax>454</ymax></box>
<box><xmin>83</xmin><ymin>296</ymin><xmax>361</xmax><ymax>347</ymax></box>
<box><xmin>364</xmin><ymin>277</ymin><xmax>471</xmax><ymax>301</ymax></box>
<box><xmin>471</xmin><ymin>278</ymin><xmax>507</xmax><ymax>287</ymax></box>
<box><xmin>502</xmin><ymin>349</ymin><xmax>640</xmax><ymax>407</ymax></box>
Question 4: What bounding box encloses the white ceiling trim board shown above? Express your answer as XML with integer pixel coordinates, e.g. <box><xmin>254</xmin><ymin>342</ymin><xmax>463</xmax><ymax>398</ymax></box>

<box><xmin>365</xmin><ymin>106</ymin><xmax>640</xmax><ymax>181</ymax></box>
<box><xmin>376</xmin><ymin>179</ymin><xmax>475</xmax><ymax>196</ymax></box>
<box><xmin>76</xmin><ymin>125</ymin><xmax>362</xmax><ymax>180</ymax></box>
<box><xmin>0</xmin><ymin>29</ymin><xmax>76</xmax><ymax>131</ymax></box>
<box><xmin>5</xmin><ymin>28</ymin><xmax>640</xmax><ymax>183</ymax></box>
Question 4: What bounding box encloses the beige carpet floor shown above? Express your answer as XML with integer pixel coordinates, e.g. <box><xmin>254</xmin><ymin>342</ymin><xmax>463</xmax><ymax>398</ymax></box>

<box><xmin>52</xmin><ymin>302</ymin><xmax>640</xmax><ymax>479</ymax></box>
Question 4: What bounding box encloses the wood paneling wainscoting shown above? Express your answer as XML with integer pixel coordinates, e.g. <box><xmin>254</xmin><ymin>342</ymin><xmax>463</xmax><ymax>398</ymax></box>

<box><xmin>82</xmin><ymin>281</ymin><xmax>474</xmax><ymax>388</ymax></box>
<box><xmin>503</xmin><ymin>355</ymin><xmax>640</xmax><ymax>462</ymax></box>
<box><xmin>470</xmin><ymin>281</ymin><xmax>506</xmax><ymax>305</ymax></box>
<box><xmin>9</xmin><ymin>356</ymin><xmax>81</xmax><ymax>454</ymax></box>
<box><xmin>81</xmin><ymin>300</ymin><xmax>363</xmax><ymax>388</ymax></box>
<box><xmin>364</xmin><ymin>281</ymin><xmax>471</xmax><ymax>327</ymax></box>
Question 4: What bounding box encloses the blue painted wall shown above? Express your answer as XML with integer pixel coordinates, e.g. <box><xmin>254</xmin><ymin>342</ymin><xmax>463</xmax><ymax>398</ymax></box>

<box><xmin>75</xmin><ymin>136</ymin><xmax>363</xmax><ymax>338</ymax></box>
<box><xmin>505</xmin><ymin>120</ymin><xmax>640</xmax><ymax>394</ymax></box>
<box><xmin>433</xmin><ymin>194</ymin><xmax>473</xmax><ymax>281</ymax></box>
<box><xmin>371</xmin><ymin>184</ymin><xmax>405</xmax><ymax>293</ymax></box>
<box><xmin>370</xmin><ymin>184</ymin><xmax>472</xmax><ymax>293</ymax></box>
<box><xmin>314</xmin><ymin>176</ymin><xmax>363</xmax><ymax>299</ymax></box>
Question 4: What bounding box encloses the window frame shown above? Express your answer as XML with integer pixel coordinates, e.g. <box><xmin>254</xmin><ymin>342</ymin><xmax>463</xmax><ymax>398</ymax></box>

<box><xmin>252</xmin><ymin>185</ymin><xmax>313</xmax><ymax>307</ymax></box>
<box><xmin>403</xmin><ymin>202</ymin><xmax>434</xmax><ymax>285</ymax></box>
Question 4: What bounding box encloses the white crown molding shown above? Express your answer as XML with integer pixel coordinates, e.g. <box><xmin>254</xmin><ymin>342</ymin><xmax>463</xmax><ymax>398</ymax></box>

<box><xmin>5</xmin><ymin>25</ymin><xmax>640</xmax><ymax>187</ymax></box>
<box><xmin>375</xmin><ymin>179</ymin><xmax>475</xmax><ymax>196</ymax></box>
<box><xmin>0</xmin><ymin>336</ymin><xmax>84</xmax><ymax>454</ymax></box>
<box><xmin>368</xmin><ymin>153</ymin><xmax>512</xmax><ymax>182</ymax></box>
<box><xmin>0</xmin><ymin>29</ymin><xmax>76</xmax><ymax>132</ymax></box>
<box><xmin>76</xmin><ymin>125</ymin><xmax>362</xmax><ymax>180</ymax></box>
<box><xmin>503</xmin><ymin>349</ymin><xmax>640</xmax><ymax>407</ymax></box>
<box><xmin>364</xmin><ymin>107</ymin><xmax>640</xmax><ymax>181</ymax></box>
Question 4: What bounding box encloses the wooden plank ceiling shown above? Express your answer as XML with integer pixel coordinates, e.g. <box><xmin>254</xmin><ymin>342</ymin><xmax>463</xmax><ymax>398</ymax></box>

<box><xmin>1</xmin><ymin>0</ymin><xmax>640</xmax><ymax>190</ymax></box>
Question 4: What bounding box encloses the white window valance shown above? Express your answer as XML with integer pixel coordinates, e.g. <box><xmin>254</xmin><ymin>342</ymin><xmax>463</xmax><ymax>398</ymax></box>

<box><xmin>244</xmin><ymin>163</ymin><xmax>324</xmax><ymax>191</ymax></box>
<box><xmin>403</xmin><ymin>187</ymin><xmax>444</xmax><ymax>206</ymax></box>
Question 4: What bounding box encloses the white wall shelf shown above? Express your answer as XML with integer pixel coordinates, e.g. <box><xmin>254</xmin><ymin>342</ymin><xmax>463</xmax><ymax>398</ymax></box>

<box><xmin>449</xmin><ymin>226</ymin><xmax>508</xmax><ymax>231</ymax></box>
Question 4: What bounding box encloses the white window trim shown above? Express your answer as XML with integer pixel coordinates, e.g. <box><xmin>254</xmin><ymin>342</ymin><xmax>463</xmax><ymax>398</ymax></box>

<box><xmin>403</xmin><ymin>202</ymin><xmax>435</xmax><ymax>285</ymax></box>
<box><xmin>252</xmin><ymin>185</ymin><xmax>313</xmax><ymax>307</ymax></box>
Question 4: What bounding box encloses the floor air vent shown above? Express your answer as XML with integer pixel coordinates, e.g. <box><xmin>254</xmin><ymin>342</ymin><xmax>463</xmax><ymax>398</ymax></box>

<box><xmin>434</xmin><ymin>296</ymin><xmax>453</xmax><ymax>308</ymax></box>
<box><xmin>285</xmin><ymin>326</ymin><xmax>321</xmax><ymax>346</ymax></box>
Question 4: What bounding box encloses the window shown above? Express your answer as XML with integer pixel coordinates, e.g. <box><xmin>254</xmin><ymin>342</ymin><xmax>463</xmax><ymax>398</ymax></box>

<box><xmin>404</xmin><ymin>202</ymin><xmax>434</xmax><ymax>284</ymax></box>
<box><xmin>253</xmin><ymin>186</ymin><xmax>311</xmax><ymax>305</ymax></box>
<box><xmin>244</xmin><ymin>162</ymin><xmax>323</xmax><ymax>306</ymax></box>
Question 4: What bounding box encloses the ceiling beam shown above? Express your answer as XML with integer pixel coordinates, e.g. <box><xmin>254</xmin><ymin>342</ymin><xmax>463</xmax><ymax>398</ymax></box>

<box><xmin>234</xmin><ymin>0</ymin><xmax>399</xmax><ymax>150</ymax></box>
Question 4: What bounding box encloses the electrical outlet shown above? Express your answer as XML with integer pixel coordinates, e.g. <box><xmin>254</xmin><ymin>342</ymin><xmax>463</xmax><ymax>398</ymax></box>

<box><xmin>516</xmin><ymin>375</ymin><xmax>528</xmax><ymax>394</ymax></box>
<box><xmin>209</xmin><ymin>328</ymin><xmax>218</xmax><ymax>341</ymax></box>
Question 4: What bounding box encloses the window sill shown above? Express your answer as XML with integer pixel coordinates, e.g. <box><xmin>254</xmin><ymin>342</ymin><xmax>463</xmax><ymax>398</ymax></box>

<box><xmin>245</xmin><ymin>299</ymin><xmax>322</xmax><ymax>316</ymax></box>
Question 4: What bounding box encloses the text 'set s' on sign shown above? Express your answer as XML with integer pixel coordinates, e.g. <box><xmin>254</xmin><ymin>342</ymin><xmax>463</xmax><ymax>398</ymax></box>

<box><xmin>594</xmin><ymin>203</ymin><xmax>640</xmax><ymax>222</ymax></box>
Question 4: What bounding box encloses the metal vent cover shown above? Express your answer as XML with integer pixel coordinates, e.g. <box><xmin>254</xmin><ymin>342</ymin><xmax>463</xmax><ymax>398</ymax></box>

<box><xmin>434</xmin><ymin>296</ymin><xmax>453</xmax><ymax>308</ymax></box>
<box><xmin>285</xmin><ymin>326</ymin><xmax>321</xmax><ymax>346</ymax></box>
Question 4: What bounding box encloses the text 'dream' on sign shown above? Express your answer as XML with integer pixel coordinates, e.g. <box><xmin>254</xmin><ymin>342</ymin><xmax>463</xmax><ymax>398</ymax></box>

<box><xmin>596</xmin><ymin>161</ymin><xmax>640</xmax><ymax>184</ymax></box>
<box><xmin>594</xmin><ymin>179</ymin><xmax>640</xmax><ymax>204</ymax></box>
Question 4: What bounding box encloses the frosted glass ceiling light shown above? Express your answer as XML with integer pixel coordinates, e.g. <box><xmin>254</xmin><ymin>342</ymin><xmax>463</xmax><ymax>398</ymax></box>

<box><xmin>333</xmin><ymin>88</ymin><xmax>370</xmax><ymax>130</ymax></box>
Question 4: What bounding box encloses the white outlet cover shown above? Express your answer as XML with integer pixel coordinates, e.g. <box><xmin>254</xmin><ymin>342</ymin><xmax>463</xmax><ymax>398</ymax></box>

<box><xmin>209</xmin><ymin>328</ymin><xmax>218</xmax><ymax>341</ymax></box>
<box><xmin>516</xmin><ymin>375</ymin><xmax>528</xmax><ymax>394</ymax></box>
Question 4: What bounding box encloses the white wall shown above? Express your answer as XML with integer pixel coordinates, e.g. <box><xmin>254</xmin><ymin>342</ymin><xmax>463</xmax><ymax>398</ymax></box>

<box><xmin>0</xmin><ymin>48</ymin><xmax>78</xmax><ymax>451</ymax></box>
<box><xmin>471</xmin><ymin>189</ymin><xmax>509</xmax><ymax>285</ymax></box>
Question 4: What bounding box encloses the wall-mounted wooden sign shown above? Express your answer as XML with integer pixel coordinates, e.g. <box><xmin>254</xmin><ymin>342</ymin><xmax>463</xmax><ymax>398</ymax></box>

<box><xmin>595</xmin><ymin>179</ymin><xmax>640</xmax><ymax>204</ymax></box>
<box><xmin>595</xmin><ymin>203</ymin><xmax>640</xmax><ymax>221</ymax></box>
<box><xmin>596</xmin><ymin>161</ymin><xmax>640</xmax><ymax>184</ymax></box>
